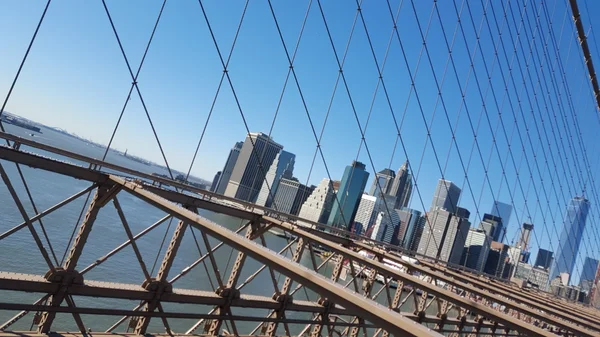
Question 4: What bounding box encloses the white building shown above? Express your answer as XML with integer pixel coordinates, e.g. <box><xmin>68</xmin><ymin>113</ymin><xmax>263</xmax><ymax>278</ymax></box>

<box><xmin>354</xmin><ymin>194</ymin><xmax>379</xmax><ymax>234</ymax></box>
<box><xmin>297</xmin><ymin>178</ymin><xmax>335</xmax><ymax>228</ymax></box>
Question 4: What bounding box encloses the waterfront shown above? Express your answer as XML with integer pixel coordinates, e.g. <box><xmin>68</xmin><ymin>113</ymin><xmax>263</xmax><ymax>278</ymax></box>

<box><xmin>0</xmin><ymin>124</ymin><xmax>432</xmax><ymax>334</ymax></box>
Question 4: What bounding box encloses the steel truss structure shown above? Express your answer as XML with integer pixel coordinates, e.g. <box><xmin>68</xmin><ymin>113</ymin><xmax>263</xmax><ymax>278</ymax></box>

<box><xmin>0</xmin><ymin>133</ymin><xmax>599</xmax><ymax>337</ymax></box>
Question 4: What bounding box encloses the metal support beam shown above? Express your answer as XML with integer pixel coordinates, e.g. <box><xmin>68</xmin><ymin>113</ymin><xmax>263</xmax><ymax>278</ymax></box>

<box><xmin>132</xmin><ymin>206</ymin><xmax>193</xmax><ymax>334</ymax></box>
<box><xmin>37</xmin><ymin>184</ymin><xmax>118</xmax><ymax>333</ymax></box>
<box><xmin>262</xmin><ymin>217</ymin><xmax>585</xmax><ymax>337</ymax></box>
<box><xmin>112</xmin><ymin>176</ymin><xmax>443</xmax><ymax>337</ymax></box>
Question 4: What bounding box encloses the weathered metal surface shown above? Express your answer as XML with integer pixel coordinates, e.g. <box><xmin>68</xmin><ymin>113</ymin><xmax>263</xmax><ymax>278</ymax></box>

<box><xmin>0</xmin><ymin>141</ymin><xmax>598</xmax><ymax>336</ymax></box>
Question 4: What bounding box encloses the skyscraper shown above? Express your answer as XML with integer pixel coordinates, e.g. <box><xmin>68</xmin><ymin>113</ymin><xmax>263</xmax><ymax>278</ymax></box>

<box><xmin>354</xmin><ymin>194</ymin><xmax>380</xmax><ymax>232</ymax></box>
<box><xmin>395</xmin><ymin>208</ymin><xmax>423</xmax><ymax>249</ymax></box>
<box><xmin>417</xmin><ymin>207</ymin><xmax>470</xmax><ymax>264</ymax></box>
<box><xmin>369</xmin><ymin>169</ymin><xmax>395</xmax><ymax>197</ymax></box>
<box><xmin>581</xmin><ymin>257</ymin><xmax>600</xmax><ymax>286</ymax></box>
<box><xmin>491</xmin><ymin>201</ymin><xmax>513</xmax><ymax>232</ymax></box>
<box><xmin>224</xmin><ymin>133</ymin><xmax>283</xmax><ymax>203</ymax></box>
<box><xmin>430</xmin><ymin>179</ymin><xmax>461</xmax><ymax>213</ymax></box>
<box><xmin>479</xmin><ymin>214</ymin><xmax>503</xmax><ymax>242</ymax></box>
<box><xmin>389</xmin><ymin>160</ymin><xmax>412</xmax><ymax>209</ymax></box>
<box><xmin>550</xmin><ymin>196</ymin><xmax>590</xmax><ymax>282</ymax></box>
<box><xmin>535</xmin><ymin>248</ymin><xmax>554</xmax><ymax>270</ymax></box>
<box><xmin>298</xmin><ymin>178</ymin><xmax>336</xmax><ymax>227</ymax></box>
<box><xmin>210</xmin><ymin>171</ymin><xmax>221</xmax><ymax>192</ymax></box>
<box><xmin>271</xmin><ymin>177</ymin><xmax>314</xmax><ymax>215</ymax></box>
<box><xmin>461</xmin><ymin>228</ymin><xmax>492</xmax><ymax>272</ymax></box>
<box><xmin>255</xmin><ymin>150</ymin><xmax>295</xmax><ymax>207</ymax></box>
<box><xmin>214</xmin><ymin>141</ymin><xmax>243</xmax><ymax>194</ymax></box>
<box><xmin>327</xmin><ymin>161</ymin><xmax>370</xmax><ymax>230</ymax></box>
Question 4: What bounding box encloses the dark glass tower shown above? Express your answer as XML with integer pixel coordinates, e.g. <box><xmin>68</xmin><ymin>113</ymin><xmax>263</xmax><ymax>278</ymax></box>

<box><xmin>550</xmin><ymin>197</ymin><xmax>590</xmax><ymax>283</ymax></box>
<box><xmin>327</xmin><ymin>161</ymin><xmax>370</xmax><ymax>230</ymax></box>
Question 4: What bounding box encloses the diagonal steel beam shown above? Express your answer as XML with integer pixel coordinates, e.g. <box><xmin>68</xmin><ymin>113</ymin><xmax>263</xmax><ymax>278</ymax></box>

<box><xmin>112</xmin><ymin>175</ymin><xmax>443</xmax><ymax>337</ymax></box>
<box><xmin>261</xmin><ymin>217</ymin><xmax>587</xmax><ymax>337</ymax></box>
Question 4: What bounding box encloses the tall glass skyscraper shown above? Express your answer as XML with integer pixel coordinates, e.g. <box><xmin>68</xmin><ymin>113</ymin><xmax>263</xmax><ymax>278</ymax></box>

<box><xmin>389</xmin><ymin>160</ymin><xmax>412</xmax><ymax>209</ymax></box>
<box><xmin>490</xmin><ymin>201</ymin><xmax>512</xmax><ymax>242</ymax></box>
<box><xmin>550</xmin><ymin>197</ymin><xmax>590</xmax><ymax>283</ymax></box>
<box><xmin>327</xmin><ymin>161</ymin><xmax>370</xmax><ymax>230</ymax></box>
<box><xmin>224</xmin><ymin>133</ymin><xmax>283</xmax><ymax>203</ymax></box>
<box><xmin>255</xmin><ymin>150</ymin><xmax>295</xmax><ymax>207</ymax></box>
<box><xmin>430</xmin><ymin>179</ymin><xmax>461</xmax><ymax>213</ymax></box>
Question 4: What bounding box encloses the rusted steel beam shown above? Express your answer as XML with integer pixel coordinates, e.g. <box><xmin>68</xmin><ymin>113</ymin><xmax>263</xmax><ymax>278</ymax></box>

<box><xmin>132</xmin><ymin>206</ymin><xmax>194</xmax><ymax>334</ymax></box>
<box><xmin>419</xmin><ymin>260</ymin><xmax>600</xmax><ymax>327</ymax></box>
<box><xmin>262</xmin><ymin>217</ymin><xmax>589</xmax><ymax>337</ymax></box>
<box><xmin>37</xmin><ymin>184</ymin><xmax>119</xmax><ymax>333</ymax></box>
<box><xmin>0</xmin><ymin>303</ymin><xmax>372</xmax><ymax>327</ymax></box>
<box><xmin>112</xmin><ymin>175</ymin><xmax>443</xmax><ymax>337</ymax></box>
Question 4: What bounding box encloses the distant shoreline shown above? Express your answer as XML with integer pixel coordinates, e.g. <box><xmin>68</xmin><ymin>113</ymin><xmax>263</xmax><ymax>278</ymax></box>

<box><xmin>1</xmin><ymin>111</ymin><xmax>210</xmax><ymax>185</ymax></box>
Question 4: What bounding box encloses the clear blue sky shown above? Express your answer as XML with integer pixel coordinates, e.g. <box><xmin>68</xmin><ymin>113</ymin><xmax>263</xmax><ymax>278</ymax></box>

<box><xmin>2</xmin><ymin>0</ymin><xmax>600</xmax><ymax>282</ymax></box>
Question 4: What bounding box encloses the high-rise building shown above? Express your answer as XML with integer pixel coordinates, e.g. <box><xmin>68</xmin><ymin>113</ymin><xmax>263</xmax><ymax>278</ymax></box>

<box><xmin>354</xmin><ymin>194</ymin><xmax>380</xmax><ymax>233</ymax></box>
<box><xmin>224</xmin><ymin>133</ymin><xmax>283</xmax><ymax>203</ymax></box>
<box><xmin>298</xmin><ymin>178</ymin><xmax>336</xmax><ymax>227</ymax></box>
<box><xmin>535</xmin><ymin>248</ymin><xmax>554</xmax><ymax>270</ymax></box>
<box><xmin>484</xmin><ymin>241</ymin><xmax>510</xmax><ymax>278</ymax></box>
<box><xmin>439</xmin><ymin>208</ymin><xmax>471</xmax><ymax>265</ymax></box>
<box><xmin>389</xmin><ymin>160</ymin><xmax>412</xmax><ymax>209</ymax></box>
<box><xmin>581</xmin><ymin>257</ymin><xmax>600</xmax><ymax>287</ymax></box>
<box><xmin>550</xmin><ymin>197</ymin><xmax>591</xmax><ymax>282</ymax></box>
<box><xmin>417</xmin><ymin>208</ymin><xmax>470</xmax><ymax>265</ymax></box>
<box><xmin>461</xmin><ymin>228</ymin><xmax>492</xmax><ymax>272</ymax></box>
<box><xmin>513</xmin><ymin>264</ymin><xmax>550</xmax><ymax>291</ymax></box>
<box><xmin>373</xmin><ymin>209</ymin><xmax>402</xmax><ymax>243</ymax></box>
<box><xmin>430</xmin><ymin>179</ymin><xmax>461</xmax><ymax>213</ymax></box>
<box><xmin>394</xmin><ymin>208</ymin><xmax>423</xmax><ymax>249</ymax></box>
<box><xmin>518</xmin><ymin>223</ymin><xmax>534</xmax><ymax>251</ymax></box>
<box><xmin>479</xmin><ymin>214</ymin><xmax>503</xmax><ymax>242</ymax></box>
<box><xmin>491</xmin><ymin>201</ymin><xmax>513</xmax><ymax>231</ymax></box>
<box><xmin>210</xmin><ymin>171</ymin><xmax>221</xmax><ymax>192</ymax></box>
<box><xmin>255</xmin><ymin>150</ymin><xmax>295</xmax><ymax>207</ymax></box>
<box><xmin>409</xmin><ymin>216</ymin><xmax>426</xmax><ymax>252</ymax></box>
<box><xmin>271</xmin><ymin>177</ymin><xmax>314</xmax><ymax>215</ymax></box>
<box><xmin>214</xmin><ymin>141</ymin><xmax>243</xmax><ymax>194</ymax></box>
<box><xmin>369</xmin><ymin>169</ymin><xmax>395</xmax><ymax>198</ymax></box>
<box><xmin>327</xmin><ymin>161</ymin><xmax>370</xmax><ymax>230</ymax></box>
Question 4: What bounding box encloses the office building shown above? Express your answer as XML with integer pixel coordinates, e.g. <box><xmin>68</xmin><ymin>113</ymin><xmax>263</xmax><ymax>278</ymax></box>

<box><xmin>354</xmin><ymin>194</ymin><xmax>379</xmax><ymax>233</ymax></box>
<box><xmin>298</xmin><ymin>178</ymin><xmax>336</xmax><ymax>227</ymax></box>
<box><xmin>485</xmin><ymin>242</ymin><xmax>510</xmax><ymax>279</ymax></box>
<box><xmin>394</xmin><ymin>208</ymin><xmax>424</xmax><ymax>249</ymax></box>
<box><xmin>479</xmin><ymin>214</ymin><xmax>503</xmax><ymax>242</ymax></box>
<box><xmin>513</xmin><ymin>263</ymin><xmax>550</xmax><ymax>291</ymax></box>
<box><xmin>255</xmin><ymin>150</ymin><xmax>295</xmax><ymax>207</ymax></box>
<box><xmin>518</xmin><ymin>223</ymin><xmax>534</xmax><ymax>251</ymax></box>
<box><xmin>271</xmin><ymin>177</ymin><xmax>314</xmax><ymax>215</ymax></box>
<box><xmin>430</xmin><ymin>179</ymin><xmax>461</xmax><ymax>213</ymax></box>
<box><xmin>327</xmin><ymin>161</ymin><xmax>370</xmax><ymax>230</ymax></box>
<box><xmin>440</xmin><ymin>208</ymin><xmax>471</xmax><ymax>265</ymax></box>
<box><xmin>214</xmin><ymin>141</ymin><xmax>243</xmax><ymax>194</ymax></box>
<box><xmin>550</xmin><ymin>197</ymin><xmax>590</xmax><ymax>282</ymax></box>
<box><xmin>210</xmin><ymin>171</ymin><xmax>221</xmax><ymax>192</ymax></box>
<box><xmin>409</xmin><ymin>217</ymin><xmax>426</xmax><ymax>252</ymax></box>
<box><xmin>535</xmin><ymin>248</ymin><xmax>554</xmax><ymax>270</ymax></box>
<box><xmin>417</xmin><ymin>207</ymin><xmax>470</xmax><ymax>265</ymax></box>
<box><xmin>461</xmin><ymin>228</ymin><xmax>492</xmax><ymax>272</ymax></box>
<box><xmin>377</xmin><ymin>209</ymin><xmax>403</xmax><ymax>243</ymax></box>
<box><xmin>389</xmin><ymin>160</ymin><xmax>412</xmax><ymax>209</ymax></box>
<box><xmin>579</xmin><ymin>256</ymin><xmax>598</xmax><ymax>285</ymax></box>
<box><xmin>225</xmin><ymin>133</ymin><xmax>283</xmax><ymax>203</ymax></box>
<box><xmin>491</xmin><ymin>201</ymin><xmax>512</xmax><ymax>231</ymax></box>
<box><xmin>369</xmin><ymin>169</ymin><xmax>395</xmax><ymax>198</ymax></box>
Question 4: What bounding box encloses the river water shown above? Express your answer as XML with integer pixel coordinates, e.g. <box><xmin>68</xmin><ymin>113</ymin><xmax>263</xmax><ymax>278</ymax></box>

<box><xmin>0</xmin><ymin>124</ymin><xmax>425</xmax><ymax>334</ymax></box>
